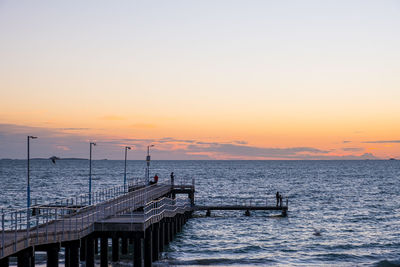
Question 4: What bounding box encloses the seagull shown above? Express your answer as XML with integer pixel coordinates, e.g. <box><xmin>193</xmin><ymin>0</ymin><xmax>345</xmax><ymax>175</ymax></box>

<box><xmin>49</xmin><ymin>156</ymin><xmax>60</xmax><ymax>164</ymax></box>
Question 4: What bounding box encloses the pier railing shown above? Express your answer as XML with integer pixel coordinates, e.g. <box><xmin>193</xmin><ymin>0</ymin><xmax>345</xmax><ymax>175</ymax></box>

<box><xmin>195</xmin><ymin>195</ymin><xmax>289</xmax><ymax>207</ymax></box>
<box><xmin>113</xmin><ymin>197</ymin><xmax>192</xmax><ymax>230</ymax></box>
<box><xmin>0</xmin><ymin>181</ymin><xmax>182</xmax><ymax>258</ymax></box>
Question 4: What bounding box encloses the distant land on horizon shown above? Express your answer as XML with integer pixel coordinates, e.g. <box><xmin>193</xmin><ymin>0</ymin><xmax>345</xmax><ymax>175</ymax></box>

<box><xmin>1</xmin><ymin>158</ymin><xmax>397</xmax><ymax>161</ymax></box>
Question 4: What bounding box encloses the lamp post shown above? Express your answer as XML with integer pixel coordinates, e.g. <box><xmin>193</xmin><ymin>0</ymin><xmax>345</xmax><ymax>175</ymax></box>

<box><xmin>146</xmin><ymin>145</ymin><xmax>154</xmax><ymax>184</ymax></box>
<box><xmin>89</xmin><ymin>142</ymin><xmax>96</xmax><ymax>205</ymax></box>
<box><xmin>124</xmin><ymin>146</ymin><xmax>131</xmax><ymax>192</ymax></box>
<box><xmin>27</xmin><ymin>136</ymin><xmax>38</xmax><ymax>210</ymax></box>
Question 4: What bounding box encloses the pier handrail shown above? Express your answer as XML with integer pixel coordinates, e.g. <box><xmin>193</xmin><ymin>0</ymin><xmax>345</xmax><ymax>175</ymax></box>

<box><xmin>124</xmin><ymin>197</ymin><xmax>192</xmax><ymax>226</ymax></box>
<box><xmin>1</xmin><ymin>182</ymin><xmax>193</xmax><ymax>258</ymax></box>
<box><xmin>194</xmin><ymin>195</ymin><xmax>289</xmax><ymax>208</ymax></box>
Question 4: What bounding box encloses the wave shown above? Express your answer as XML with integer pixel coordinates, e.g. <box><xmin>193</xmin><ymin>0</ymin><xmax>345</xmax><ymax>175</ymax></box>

<box><xmin>374</xmin><ymin>259</ymin><xmax>400</xmax><ymax>267</ymax></box>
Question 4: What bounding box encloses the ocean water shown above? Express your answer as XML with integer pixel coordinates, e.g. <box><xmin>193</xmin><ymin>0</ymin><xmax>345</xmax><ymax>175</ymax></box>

<box><xmin>1</xmin><ymin>160</ymin><xmax>400</xmax><ymax>266</ymax></box>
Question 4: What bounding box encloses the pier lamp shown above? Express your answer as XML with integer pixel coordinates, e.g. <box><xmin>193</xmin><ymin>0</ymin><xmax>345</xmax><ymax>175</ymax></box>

<box><xmin>89</xmin><ymin>142</ymin><xmax>96</xmax><ymax>205</ymax></box>
<box><xmin>27</xmin><ymin>136</ymin><xmax>38</xmax><ymax>210</ymax></box>
<box><xmin>146</xmin><ymin>145</ymin><xmax>154</xmax><ymax>184</ymax></box>
<box><xmin>124</xmin><ymin>146</ymin><xmax>131</xmax><ymax>192</ymax></box>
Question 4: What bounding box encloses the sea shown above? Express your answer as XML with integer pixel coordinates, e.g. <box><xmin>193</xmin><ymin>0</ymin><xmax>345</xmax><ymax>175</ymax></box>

<box><xmin>0</xmin><ymin>159</ymin><xmax>399</xmax><ymax>266</ymax></box>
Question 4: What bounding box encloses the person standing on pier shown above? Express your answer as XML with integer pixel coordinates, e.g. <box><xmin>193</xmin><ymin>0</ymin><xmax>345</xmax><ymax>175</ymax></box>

<box><xmin>150</xmin><ymin>174</ymin><xmax>159</xmax><ymax>185</ymax></box>
<box><xmin>170</xmin><ymin>172</ymin><xmax>175</xmax><ymax>185</ymax></box>
<box><xmin>276</xmin><ymin>191</ymin><xmax>280</xmax><ymax>207</ymax></box>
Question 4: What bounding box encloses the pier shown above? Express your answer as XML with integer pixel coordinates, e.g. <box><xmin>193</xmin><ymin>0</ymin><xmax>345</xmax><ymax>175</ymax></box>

<box><xmin>0</xmin><ymin>180</ymin><xmax>288</xmax><ymax>267</ymax></box>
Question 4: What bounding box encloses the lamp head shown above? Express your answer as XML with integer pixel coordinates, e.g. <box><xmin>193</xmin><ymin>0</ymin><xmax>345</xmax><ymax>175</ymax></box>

<box><xmin>126</xmin><ymin>146</ymin><xmax>131</xmax><ymax>150</ymax></box>
<box><xmin>29</xmin><ymin>136</ymin><xmax>38</xmax><ymax>139</ymax></box>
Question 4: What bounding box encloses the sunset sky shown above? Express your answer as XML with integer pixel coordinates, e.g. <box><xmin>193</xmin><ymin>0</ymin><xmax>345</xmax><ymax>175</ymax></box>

<box><xmin>1</xmin><ymin>0</ymin><xmax>399</xmax><ymax>160</ymax></box>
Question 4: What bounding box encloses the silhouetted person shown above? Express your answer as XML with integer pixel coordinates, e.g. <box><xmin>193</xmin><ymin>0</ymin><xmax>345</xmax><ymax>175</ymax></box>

<box><xmin>170</xmin><ymin>172</ymin><xmax>175</xmax><ymax>185</ymax></box>
<box><xmin>276</xmin><ymin>191</ymin><xmax>279</xmax><ymax>207</ymax></box>
<box><xmin>279</xmin><ymin>194</ymin><xmax>283</xmax><ymax>207</ymax></box>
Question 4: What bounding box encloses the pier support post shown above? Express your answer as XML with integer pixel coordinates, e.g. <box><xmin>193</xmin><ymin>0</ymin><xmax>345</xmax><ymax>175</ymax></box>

<box><xmin>159</xmin><ymin>220</ymin><xmax>164</xmax><ymax>252</ymax></box>
<box><xmin>245</xmin><ymin>210</ymin><xmax>250</xmax><ymax>216</ymax></box>
<box><xmin>169</xmin><ymin>219</ymin><xmax>174</xmax><ymax>241</ymax></box>
<box><xmin>94</xmin><ymin>238</ymin><xmax>99</xmax><ymax>255</ymax></box>
<box><xmin>189</xmin><ymin>192</ymin><xmax>194</xmax><ymax>205</ymax></box>
<box><xmin>17</xmin><ymin>247</ymin><xmax>34</xmax><ymax>267</ymax></box>
<box><xmin>100</xmin><ymin>237</ymin><xmax>108</xmax><ymax>267</ymax></box>
<box><xmin>79</xmin><ymin>238</ymin><xmax>86</xmax><ymax>262</ymax></box>
<box><xmin>133</xmin><ymin>235</ymin><xmax>143</xmax><ymax>267</ymax></box>
<box><xmin>46</xmin><ymin>246</ymin><xmax>59</xmax><ymax>267</ymax></box>
<box><xmin>112</xmin><ymin>237</ymin><xmax>119</xmax><ymax>262</ymax></box>
<box><xmin>70</xmin><ymin>241</ymin><xmax>79</xmax><ymax>267</ymax></box>
<box><xmin>175</xmin><ymin>217</ymin><xmax>179</xmax><ymax>234</ymax></box>
<box><xmin>144</xmin><ymin>227</ymin><xmax>153</xmax><ymax>266</ymax></box>
<box><xmin>178</xmin><ymin>215</ymin><xmax>183</xmax><ymax>232</ymax></box>
<box><xmin>0</xmin><ymin>257</ymin><xmax>9</xmax><ymax>267</ymax></box>
<box><xmin>152</xmin><ymin>223</ymin><xmax>160</xmax><ymax>262</ymax></box>
<box><xmin>282</xmin><ymin>209</ymin><xmax>287</xmax><ymax>217</ymax></box>
<box><xmin>206</xmin><ymin>210</ymin><xmax>211</xmax><ymax>217</ymax></box>
<box><xmin>85</xmin><ymin>236</ymin><xmax>95</xmax><ymax>267</ymax></box>
<box><xmin>65</xmin><ymin>246</ymin><xmax>70</xmax><ymax>267</ymax></box>
<box><xmin>63</xmin><ymin>240</ymin><xmax>79</xmax><ymax>267</ymax></box>
<box><xmin>165</xmin><ymin>221</ymin><xmax>170</xmax><ymax>245</ymax></box>
<box><xmin>122</xmin><ymin>237</ymin><xmax>128</xmax><ymax>255</ymax></box>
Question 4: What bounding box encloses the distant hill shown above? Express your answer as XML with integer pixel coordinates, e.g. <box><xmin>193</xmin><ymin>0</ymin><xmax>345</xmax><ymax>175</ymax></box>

<box><xmin>0</xmin><ymin>158</ymin><xmax>88</xmax><ymax>160</ymax></box>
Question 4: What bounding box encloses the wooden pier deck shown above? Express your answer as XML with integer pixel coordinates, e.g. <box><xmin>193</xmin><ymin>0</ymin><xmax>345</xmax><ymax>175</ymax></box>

<box><xmin>0</xmin><ymin>180</ymin><xmax>288</xmax><ymax>267</ymax></box>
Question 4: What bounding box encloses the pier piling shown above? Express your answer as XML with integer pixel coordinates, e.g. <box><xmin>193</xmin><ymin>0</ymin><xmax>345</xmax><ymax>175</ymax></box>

<box><xmin>85</xmin><ymin>236</ymin><xmax>95</xmax><ymax>267</ymax></box>
<box><xmin>152</xmin><ymin>223</ymin><xmax>160</xmax><ymax>262</ymax></box>
<box><xmin>133</xmin><ymin>235</ymin><xmax>143</xmax><ymax>267</ymax></box>
<box><xmin>100</xmin><ymin>237</ymin><xmax>108</xmax><ymax>267</ymax></box>
<box><xmin>144</xmin><ymin>227</ymin><xmax>153</xmax><ymax>266</ymax></box>
<box><xmin>0</xmin><ymin>257</ymin><xmax>9</xmax><ymax>267</ymax></box>
<box><xmin>112</xmin><ymin>237</ymin><xmax>119</xmax><ymax>262</ymax></box>
<box><xmin>121</xmin><ymin>237</ymin><xmax>128</xmax><ymax>255</ymax></box>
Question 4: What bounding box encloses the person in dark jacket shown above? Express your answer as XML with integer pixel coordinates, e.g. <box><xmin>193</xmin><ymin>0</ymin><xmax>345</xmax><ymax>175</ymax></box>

<box><xmin>276</xmin><ymin>191</ymin><xmax>280</xmax><ymax>207</ymax></box>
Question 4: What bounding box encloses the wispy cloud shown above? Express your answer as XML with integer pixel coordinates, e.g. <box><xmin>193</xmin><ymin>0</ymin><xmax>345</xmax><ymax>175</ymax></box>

<box><xmin>0</xmin><ymin>123</ymin><xmax>382</xmax><ymax>160</ymax></box>
<box><xmin>342</xmin><ymin>147</ymin><xmax>364</xmax><ymax>152</ymax></box>
<box><xmin>342</xmin><ymin>140</ymin><xmax>351</xmax><ymax>144</ymax></box>
<box><xmin>57</xmin><ymin>128</ymin><xmax>90</xmax><ymax>131</ymax></box>
<box><xmin>362</xmin><ymin>140</ymin><xmax>400</xmax><ymax>144</ymax></box>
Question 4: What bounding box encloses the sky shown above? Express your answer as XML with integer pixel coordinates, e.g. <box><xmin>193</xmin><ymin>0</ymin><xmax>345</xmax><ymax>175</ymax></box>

<box><xmin>1</xmin><ymin>0</ymin><xmax>399</xmax><ymax>160</ymax></box>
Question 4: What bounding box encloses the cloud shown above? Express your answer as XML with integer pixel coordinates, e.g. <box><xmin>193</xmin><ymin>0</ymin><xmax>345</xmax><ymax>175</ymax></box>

<box><xmin>342</xmin><ymin>147</ymin><xmax>364</xmax><ymax>152</ymax></box>
<box><xmin>342</xmin><ymin>140</ymin><xmax>351</xmax><ymax>144</ymax></box>
<box><xmin>57</xmin><ymin>128</ymin><xmax>90</xmax><ymax>131</ymax></box>
<box><xmin>233</xmin><ymin>140</ymin><xmax>248</xmax><ymax>145</ymax></box>
<box><xmin>0</xmin><ymin>123</ymin><xmax>383</xmax><ymax>160</ymax></box>
<box><xmin>186</xmin><ymin>143</ymin><xmax>330</xmax><ymax>159</ymax></box>
<box><xmin>56</xmin><ymin>145</ymin><xmax>70</xmax><ymax>151</ymax></box>
<box><xmin>362</xmin><ymin>140</ymin><xmax>400</xmax><ymax>144</ymax></box>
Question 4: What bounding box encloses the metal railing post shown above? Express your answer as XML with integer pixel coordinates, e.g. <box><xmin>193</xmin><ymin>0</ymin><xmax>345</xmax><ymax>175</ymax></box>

<box><xmin>14</xmin><ymin>212</ymin><xmax>17</xmax><ymax>252</ymax></box>
<box><xmin>54</xmin><ymin>208</ymin><xmax>57</xmax><ymax>242</ymax></box>
<box><xmin>36</xmin><ymin>213</ymin><xmax>39</xmax><ymax>244</ymax></box>
<box><xmin>1</xmin><ymin>213</ymin><xmax>4</xmax><ymax>257</ymax></box>
<box><xmin>45</xmin><ymin>208</ymin><xmax>49</xmax><ymax>242</ymax></box>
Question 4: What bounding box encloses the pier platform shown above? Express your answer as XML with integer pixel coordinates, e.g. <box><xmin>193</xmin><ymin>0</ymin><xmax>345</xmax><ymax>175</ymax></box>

<box><xmin>1</xmin><ymin>180</ymin><xmax>288</xmax><ymax>267</ymax></box>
